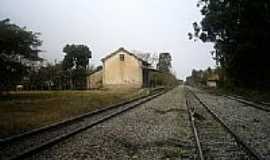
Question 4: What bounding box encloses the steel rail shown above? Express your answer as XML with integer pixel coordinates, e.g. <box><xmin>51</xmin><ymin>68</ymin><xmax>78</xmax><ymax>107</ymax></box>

<box><xmin>231</xmin><ymin>95</ymin><xmax>270</xmax><ymax>106</ymax></box>
<box><xmin>0</xmin><ymin>91</ymin><xmax>156</xmax><ymax>143</ymax></box>
<box><xmin>185</xmin><ymin>95</ymin><xmax>205</xmax><ymax>160</ymax></box>
<box><xmin>1</xmin><ymin>88</ymin><xmax>171</xmax><ymax>160</ymax></box>
<box><xmin>224</xmin><ymin>95</ymin><xmax>270</xmax><ymax>112</ymax></box>
<box><xmin>186</xmin><ymin>87</ymin><xmax>265</xmax><ymax>160</ymax></box>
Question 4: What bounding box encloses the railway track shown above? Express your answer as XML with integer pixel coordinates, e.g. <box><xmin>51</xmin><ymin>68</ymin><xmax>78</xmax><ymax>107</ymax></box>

<box><xmin>185</xmin><ymin>87</ymin><xmax>263</xmax><ymax>160</ymax></box>
<box><xmin>0</xmin><ymin>89</ymin><xmax>169</xmax><ymax>160</ymax></box>
<box><xmin>185</xmin><ymin>94</ymin><xmax>204</xmax><ymax>160</ymax></box>
<box><xmin>224</xmin><ymin>95</ymin><xmax>270</xmax><ymax>112</ymax></box>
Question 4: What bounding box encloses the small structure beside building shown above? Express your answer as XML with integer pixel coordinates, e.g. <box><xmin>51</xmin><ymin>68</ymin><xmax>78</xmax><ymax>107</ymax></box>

<box><xmin>86</xmin><ymin>47</ymin><xmax>154</xmax><ymax>89</ymax></box>
<box><xmin>178</xmin><ymin>80</ymin><xmax>184</xmax><ymax>85</ymax></box>
<box><xmin>16</xmin><ymin>85</ymin><xmax>24</xmax><ymax>91</ymax></box>
<box><xmin>86</xmin><ymin>66</ymin><xmax>103</xmax><ymax>89</ymax></box>
<box><xmin>207</xmin><ymin>74</ymin><xmax>219</xmax><ymax>88</ymax></box>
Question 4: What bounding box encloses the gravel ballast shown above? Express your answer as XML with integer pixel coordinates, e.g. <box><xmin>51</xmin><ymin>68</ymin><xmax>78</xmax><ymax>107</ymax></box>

<box><xmin>0</xmin><ymin>93</ymin><xmax>159</xmax><ymax>160</ymax></box>
<box><xmin>190</xmin><ymin>87</ymin><xmax>270</xmax><ymax>159</ymax></box>
<box><xmin>186</xmin><ymin>91</ymin><xmax>255</xmax><ymax>160</ymax></box>
<box><xmin>25</xmin><ymin>86</ymin><xmax>196</xmax><ymax>160</ymax></box>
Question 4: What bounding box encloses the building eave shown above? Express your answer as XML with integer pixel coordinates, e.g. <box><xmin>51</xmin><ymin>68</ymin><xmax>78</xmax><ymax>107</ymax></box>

<box><xmin>101</xmin><ymin>47</ymin><xmax>150</xmax><ymax>65</ymax></box>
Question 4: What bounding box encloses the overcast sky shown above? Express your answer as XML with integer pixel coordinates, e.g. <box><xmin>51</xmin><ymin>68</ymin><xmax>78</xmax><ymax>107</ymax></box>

<box><xmin>0</xmin><ymin>0</ymin><xmax>215</xmax><ymax>79</ymax></box>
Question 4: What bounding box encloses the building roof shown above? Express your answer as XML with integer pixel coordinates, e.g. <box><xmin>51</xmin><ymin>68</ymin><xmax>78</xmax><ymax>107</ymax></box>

<box><xmin>87</xmin><ymin>66</ymin><xmax>103</xmax><ymax>76</ymax></box>
<box><xmin>101</xmin><ymin>47</ymin><xmax>150</xmax><ymax>65</ymax></box>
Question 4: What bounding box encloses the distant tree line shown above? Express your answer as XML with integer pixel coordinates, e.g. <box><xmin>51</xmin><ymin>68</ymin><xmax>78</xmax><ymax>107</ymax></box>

<box><xmin>24</xmin><ymin>61</ymin><xmax>94</xmax><ymax>90</ymax></box>
<box><xmin>23</xmin><ymin>44</ymin><xmax>93</xmax><ymax>91</ymax></box>
<box><xmin>149</xmin><ymin>71</ymin><xmax>179</xmax><ymax>88</ymax></box>
<box><xmin>0</xmin><ymin>18</ymin><xmax>178</xmax><ymax>92</ymax></box>
<box><xmin>185</xmin><ymin>67</ymin><xmax>222</xmax><ymax>87</ymax></box>
<box><xmin>190</xmin><ymin>0</ymin><xmax>270</xmax><ymax>90</ymax></box>
<box><xmin>0</xmin><ymin>18</ymin><xmax>93</xmax><ymax>92</ymax></box>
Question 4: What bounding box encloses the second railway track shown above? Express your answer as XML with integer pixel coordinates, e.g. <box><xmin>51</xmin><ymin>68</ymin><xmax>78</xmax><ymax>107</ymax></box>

<box><xmin>224</xmin><ymin>95</ymin><xmax>270</xmax><ymax>112</ymax></box>
<box><xmin>0</xmin><ymin>89</ymin><xmax>169</xmax><ymax>160</ymax></box>
<box><xmin>185</xmin><ymin>87</ymin><xmax>262</xmax><ymax>160</ymax></box>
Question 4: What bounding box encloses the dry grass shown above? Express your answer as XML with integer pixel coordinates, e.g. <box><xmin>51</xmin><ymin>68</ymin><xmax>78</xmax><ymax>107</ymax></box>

<box><xmin>0</xmin><ymin>88</ymin><xmax>147</xmax><ymax>138</ymax></box>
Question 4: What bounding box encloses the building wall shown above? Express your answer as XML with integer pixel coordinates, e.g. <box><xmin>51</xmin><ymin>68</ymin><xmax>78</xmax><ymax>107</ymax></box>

<box><xmin>87</xmin><ymin>70</ymin><xmax>103</xmax><ymax>89</ymax></box>
<box><xmin>207</xmin><ymin>81</ymin><xmax>217</xmax><ymax>88</ymax></box>
<box><xmin>103</xmin><ymin>51</ymin><xmax>143</xmax><ymax>88</ymax></box>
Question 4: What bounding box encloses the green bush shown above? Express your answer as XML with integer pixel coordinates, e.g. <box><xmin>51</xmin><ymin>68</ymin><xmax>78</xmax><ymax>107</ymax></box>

<box><xmin>149</xmin><ymin>71</ymin><xmax>178</xmax><ymax>88</ymax></box>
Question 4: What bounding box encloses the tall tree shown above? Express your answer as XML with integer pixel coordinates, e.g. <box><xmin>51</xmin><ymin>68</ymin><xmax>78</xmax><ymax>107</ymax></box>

<box><xmin>191</xmin><ymin>0</ymin><xmax>270</xmax><ymax>89</ymax></box>
<box><xmin>157</xmin><ymin>53</ymin><xmax>172</xmax><ymax>73</ymax></box>
<box><xmin>63</xmin><ymin>44</ymin><xmax>92</xmax><ymax>70</ymax></box>
<box><xmin>0</xmin><ymin>18</ymin><xmax>42</xmax><ymax>91</ymax></box>
<box><xmin>62</xmin><ymin>44</ymin><xmax>92</xmax><ymax>89</ymax></box>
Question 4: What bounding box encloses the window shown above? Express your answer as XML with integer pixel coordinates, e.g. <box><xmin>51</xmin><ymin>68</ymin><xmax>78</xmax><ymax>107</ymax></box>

<box><xmin>120</xmin><ymin>54</ymin><xmax>125</xmax><ymax>61</ymax></box>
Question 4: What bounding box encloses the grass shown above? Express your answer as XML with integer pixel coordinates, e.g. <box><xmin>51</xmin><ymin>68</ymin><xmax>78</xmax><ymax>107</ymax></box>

<box><xmin>0</xmin><ymin>88</ymin><xmax>148</xmax><ymax>138</ymax></box>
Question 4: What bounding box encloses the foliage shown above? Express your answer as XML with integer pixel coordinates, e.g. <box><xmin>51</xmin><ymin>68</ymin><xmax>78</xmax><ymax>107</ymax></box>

<box><xmin>186</xmin><ymin>67</ymin><xmax>220</xmax><ymax>87</ymax></box>
<box><xmin>62</xmin><ymin>44</ymin><xmax>92</xmax><ymax>89</ymax></box>
<box><xmin>149</xmin><ymin>71</ymin><xmax>178</xmax><ymax>87</ymax></box>
<box><xmin>63</xmin><ymin>44</ymin><xmax>91</xmax><ymax>70</ymax></box>
<box><xmin>157</xmin><ymin>53</ymin><xmax>172</xmax><ymax>72</ymax></box>
<box><xmin>24</xmin><ymin>61</ymin><xmax>96</xmax><ymax>90</ymax></box>
<box><xmin>191</xmin><ymin>0</ymin><xmax>270</xmax><ymax>89</ymax></box>
<box><xmin>0</xmin><ymin>19</ymin><xmax>42</xmax><ymax>91</ymax></box>
<box><xmin>135</xmin><ymin>52</ymin><xmax>159</xmax><ymax>68</ymax></box>
<box><xmin>26</xmin><ymin>62</ymin><xmax>65</xmax><ymax>90</ymax></box>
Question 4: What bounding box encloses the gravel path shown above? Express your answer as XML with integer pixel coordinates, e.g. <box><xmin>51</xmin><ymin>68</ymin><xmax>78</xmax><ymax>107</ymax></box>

<box><xmin>25</xmin><ymin>86</ymin><xmax>196</xmax><ymax>160</ymax></box>
<box><xmin>190</xmin><ymin>87</ymin><xmax>270</xmax><ymax>159</ymax></box>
